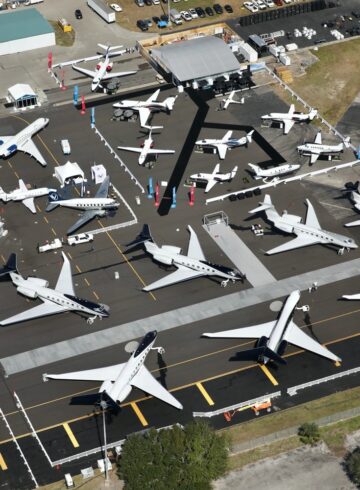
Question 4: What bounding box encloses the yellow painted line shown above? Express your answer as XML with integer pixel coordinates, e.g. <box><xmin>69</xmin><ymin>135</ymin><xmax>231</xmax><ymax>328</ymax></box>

<box><xmin>0</xmin><ymin>453</ymin><xmax>7</xmax><ymax>470</ymax></box>
<box><xmin>36</xmin><ymin>205</ymin><xmax>41</xmax><ymax>213</ymax></box>
<box><xmin>67</xmin><ymin>252</ymin><xmax>73</xmax><ymax>260</ymax></box>
<box><xmin>14</xmin><ymin>171</ymin><xmax>19</xmax><ymax>179</ymax></box>
<box><xmin>63</xmin><ymin>423</ymin><xmax>79</xmax><ymax>448</ymax></box>
<box><xmin>335</xmin><ymin>361</ymin><xmax>341</xmax><ymax>367</ymax></box>
<box><xmin>259</xmin><ymin>364</ymin><xmax>279</xmax><ymax>386</ymax></box>
<box><xmin>43</xmin><ymin>216</ymin><xmax>49</xmax><ymax>224</ymax></box>
<box><xmin>196</xmin><ymin>382</ymin><xmax>215</xmax><ymax>406</ymax></box>
<box><xmin>93</xmin><ymin>290</ymin><xmax>99</xmax><ymax>300</ymax></box>
<box><xmin>1</xmin><ymin>255</ymin><xmax>5</xmax><ymax>264</ymax></box>
<box><xmin>130</xmin><ymin>402</ymin><xmax>148</xmax><ymax>426</ymax></box>
<box><xmin>51</xmin><ymin>227</ymin><xmax>57</xmax><ymax>236</ymax></box>
<box><xmin>75</xmin><ymin>265</ymin><xmax>82</xmax><ymax>274</ymax></box>
<box><xmin>84</xmin><ymin>278</ymin><xmax>90</xmax><ymax>286</ymax></box>
<box><xmin>7</xmin><ymin>161</ymin><xmax>12</xmax><ymax>169</ymax></box>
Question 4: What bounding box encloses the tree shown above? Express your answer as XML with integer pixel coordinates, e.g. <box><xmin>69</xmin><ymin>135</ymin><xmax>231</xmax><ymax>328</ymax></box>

<box><xmin>117</xmin><ymin>420</ymin><xmax>229</xmax><ymax>489</ymax></box>
<box><xmin>298</xmin><ymin>422</ymin><xmax>321</xmax><ymax>446</ymax></box>
<box><xmin>344</xmin><ymin>447</ymin><xmax>360</xmax><ymax>487</ymax></box>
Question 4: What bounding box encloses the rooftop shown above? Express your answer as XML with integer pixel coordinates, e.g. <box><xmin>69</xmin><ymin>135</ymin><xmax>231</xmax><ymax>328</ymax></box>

<box><xmin>0</xmin><ymin>8</ymin><xmax>54</xmax><ymax>43</ymax></box>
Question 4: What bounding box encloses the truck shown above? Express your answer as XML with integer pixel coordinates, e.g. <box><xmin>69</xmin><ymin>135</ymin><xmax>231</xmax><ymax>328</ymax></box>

<box><xmin>87</xmin><ymin>0</ymin><xmax>116</xmax><ymax>23</ymax></box>
<box><xmin>170</xmin><ymin>8</ymin><xmax>182</xmax><ymax>25</ymax></box>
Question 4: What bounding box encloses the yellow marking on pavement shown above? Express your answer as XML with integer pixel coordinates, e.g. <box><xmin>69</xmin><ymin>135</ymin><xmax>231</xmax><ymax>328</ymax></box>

<box><xmin>99</xmin><ymin>222</ymin><xmax>156</xmax><ymax>301</ymax></box>
<box><xmin>14</xmin><ymin>171</ymin><xmax>19</xmax><ymax>179</ymax></box>
<box><xmin>63</xmin><ymin>423</ymin><xmax>79</xmax><ymax>448</ymax></box>
<box><xmin>67</xmin><ymin>252</ymin><xmax>73</xmax><ymax>260</ymax></box>
<box><xmin>259</xmin><ymin>364</ymin><xmax>279</xmax><ymax>386</ymax></box>
<box><xmin>36</xmin><ymin>205</ymin><xmax>41</xmax><ymax>213</ymax></box>
<box><xmin>43</xmin><ymin>216</ymin><xmax>49</xmax><ymax>224</ymax></box>
<box><xmin>0</xmin><ymin>453</ymin><xmax>7</xmax><ymax>470</ymax></box>
<box><xmin>75</xmin><ymin>265</ymin><xmax>82</xmax><ymax>274</ymax></box>
<box><xmin>319</xmin><ymin>201</ymin><xmax>350</xmax><ymax>212</ymax></box>
<box><xmin>51</xmin><ymin>227</ymin><xmax>57</xmax><ymax>236</ymax></box>
<box><xmin>1</xmin><ymin>255</ymin><xmax>5</xmax><ymax>264</ymax></box>
<box><xmin>93</xmin><ymin>290</ymin><xmax>99</xmax><ymax>300</ymax></box>
<box><xmin>130</xmin><ymin>402</ymin><xmax>148</xmax><ymax>426</ymax></box>
<box><xmin>7</xmin><ymin>161</ymin><xmax>12</xmax><ymax>169</ymax></box>
<box><xmin>84</xmin><ymin>278</ymin><xmax>90</xmax><ymax>286</ymax></box>
<box><xmin>196</xmin><ymin>382</ymin><xmax>214</xmax><ymax>406</ymax></box>
<box><xmin>335</xmin><ymin>361</ymin><xmax>341</xmax><ymax>367</ymax></box>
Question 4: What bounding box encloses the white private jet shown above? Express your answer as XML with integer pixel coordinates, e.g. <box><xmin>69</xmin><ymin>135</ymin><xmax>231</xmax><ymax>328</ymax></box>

<box><xmin>190</xmin><ymin>164</ymin><xmax>238</xmax><ymax>193</ymax></box>
<box><xmin>297</xmin><ymin>132</ymin><xmax>351</xmax><ymax>165</ymax></box>
<box><xmin>195</xmin><ymin>130</ymin><xmax>254</xmax><ymax>160</ymax></box>
<box><xmin>221</xmin><ymin>91</ymin><xmax>245</xmax><ymax>110</ymax></box>
<box><xmin>72</xmin><ymin>44</ymin><xmax>137</xmax><ymax>92</ymax></box>
<box><xmin>126</xmin><ymin>224</ymin><xmax>244</xmax><ymax>291</ymax></box>
<box><xmin>249</xmin><ymin>194</ymin><xmax>357</xmax><ymax>254</ymax></box>
<box><xmin>0</xmin><ymin>179</ymin><xmax>55</xmax><ymax>214</ymax></box>
<box><xmin>46</xmin><ymin>176</ymin><xmax>119</xmax><ymax>235</ymax></box>
<box><xmin>345</xmin><ymin>190</ymin><xmax>360</xmax><ymax>227</ymax></box>
<box><xmin>248</xmin><ymin>163</ymin><xmax>300</xmax><ymax>181</ymax></box>
<box><xmin>43</xmin><ymin>330</ymin><xmax>183</xmax><ymax>409</ymax></box>
<box><xmin>0</xmin><ymin>252</ymin><xmax>109</xmax><ymax>326</ymax></box>
<box><xmin>262</xmin><ymin>104</ymin><xmax>318</xmax><ymax>134</ymax></box>
<box><xmin>113</xmin><ymin>89</ymin><xmax>177</xmax><ymax>129</ymax></box>
<box><xmin>203</xmin><ymin>290</ymin><xmax>341</xmax><ymax>365</ymax></box>
<box><xmin>0</xmin><ymin>117</ymin><xmax>48</xmax><ymax>166</ymax></box>
<box><xmin>118</xmin><ymin>130</ymin><xmax>175</xmax><ymax>166</ymax></box>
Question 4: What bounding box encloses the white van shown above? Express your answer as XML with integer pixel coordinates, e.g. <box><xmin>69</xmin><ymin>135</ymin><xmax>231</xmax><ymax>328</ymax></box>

<box><xmin>170</xmin><ymin>8</ymin><xmax>182</xmax><ymax>24</ymax></box>
<box><xmin>61</xmin><ymin>139</ymin><xmax>71</xmax><ymax>155</ymax></box>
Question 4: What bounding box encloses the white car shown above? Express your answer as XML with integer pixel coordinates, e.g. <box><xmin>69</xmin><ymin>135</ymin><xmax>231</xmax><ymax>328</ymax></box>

<box><xmin>67</xmin><ymin>233</ymin><xmax>94</xmax><ymax>246</ymax></box>
<box><xmin>283</xmin><ymin>0</ymin><xmax>292</xmax><ymax>3</ymax></box>
<box><xmin>264</xmin><ymin>0</ymin><xmax>274</xmax><ymax>6</ymax></box>
<box><xmin>180</xmin><ymin>10</ymin><xmax>192</xmax><ymax>21</ymax></box>
<box><xmin>38</xmin><ymin>238</ymin><xmax>63</xmax><ymax>253</ymax></box>
<box><xmin>110</xmin><ymin>3</ymin><xmax>123</xmax><ymax>11</ymax></box>
<box><xmin>188</xmin><ymin>7</ymin><xmax>198</xmax><ymax>18</ymax></box>
<box><xmin>254</xmin><ymin>0</ymin><xmax>267</xmax><ymax>9</ymax></box>
<box><xmin>61</xmin><ymin>139</ymin><xmax>71</xmax><ymax>155</ymax></box>
<box><xmin>243</xmin><ymin>2</ymin><xmax>258</xmax><ymax>13</ymax></box>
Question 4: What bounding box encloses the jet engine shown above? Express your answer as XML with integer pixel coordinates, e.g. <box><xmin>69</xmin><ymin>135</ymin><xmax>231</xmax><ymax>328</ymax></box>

<box><xmin>17</xmin><ymin>286</ymin><xmax>38</xmax><ymax>299</ymax></box>
<box><xmin>96</xmin><ymin>64</ymin><xmax>101</xmax><ymax>70</ymax></box>
<box><xmin>161</xmin><ymin>245</ymin><xmax>182</xmax><ymax>255</ymax></box>
<box><xmin>106</xmin><ymin>64</ymin><xmax>113</xmax><ymax>72</ymax></box>
<box><xmin>26</xmin><ymin>277</ymin><xmax>49</xmax><ymax>288</ymax></box>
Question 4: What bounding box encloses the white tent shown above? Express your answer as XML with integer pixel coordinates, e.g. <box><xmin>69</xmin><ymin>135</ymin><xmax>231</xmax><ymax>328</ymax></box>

<box><xmin>8</xmin><ymin>83</ymin><xmax>38</xmax><ymax>110</ymax></box>
<box><xmin>53</xmin><ymin>161</ymin><xmax>85</xmax><ymax>187</ymax></box>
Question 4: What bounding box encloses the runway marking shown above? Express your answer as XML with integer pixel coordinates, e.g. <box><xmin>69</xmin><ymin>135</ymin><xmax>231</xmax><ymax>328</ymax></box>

<box><xmin>0</xmin><ymin>453</ymin><xmax>7</xmax><ymax>470</ymax></box>
<box><xmin>335</xmin><ymin>361</ymin><xmax>341</xmax><ymax>367</ymax></box>
<box><xmin>1</xmin><ymin>256</ymin><xmax>5</xmax><ymax>264</ymax></box>
<box><xmin>75</xmin><ymin>265</ymin><xmax>82</xmax><ymax>274</ymax></box>
<box><xmin>14</xmin><ymin>171</ymin><xmax>19</xmax><ymax>180</ymax></box>
<box><xmin>67</xmin><ymin>252</ymin><xmax>72</xmax><ymax>260</ymax></box>
<box><xmin>7</xmin><ymin>162</ymin><xmax>12</xmax><ymax>169</ymax></box>
<box><xmin>259</xmin><ymin>364</ymin><xmax>279</xmax><ymax>386</ymax></box>
<box><xmin>36</xmin><ymin>205</ymin><xmax>41</xmax><ymax>213</ymax></box>
<box><xmin>51</xmin><ymin>227</ymin><xmax>57</xmax><ymax>237</ymax></box>
<box><xmin>196</xmin><ymin>382</ymin><xmax>215</xmax><ymax>406</ymax></box>
<box><xmin>84</xmin><ymin>278</ymin><xmax>90</xmax><ymax>286</ymax></box>
<box><xmin>93</xmin><ymin>290</ymin><xmax>99</xmax><ymax>300</ymax></box>
<box><xmin>98</xmin><ymin>222</ymin><xmax>156</xmax><ymax>302</ymax></box>
<box><xmin>130</xmin><ymin>402</ymin><xmax>148</xmax><ymax>426</ymax></box>
<box><xmin>319</xmin><ymin>201</ymin><xmax>350</xmax><ymax>211</ymax></box>
<box><xmin>63</xmin><ymin>423</ymin><xmax>79</xmax><ymax>448</ymax></box>
<box><xmin>43</xmin><ymin>217</ymin><xmax>49</xmax><ymax>224</ymax></box>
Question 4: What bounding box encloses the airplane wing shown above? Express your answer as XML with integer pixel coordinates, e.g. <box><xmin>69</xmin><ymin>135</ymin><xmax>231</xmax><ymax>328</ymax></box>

<box><xmin>67</xmin><ymin>210</ymin><xmax>99</xmax><ymax>235</ymax></box>
<box><xmin>146</xmin><ymin>89</ymin><xmax>160</xmax><ymax>103</ymax></box>
<box><xmin>18</xmin><ymin>180</ymin><xmax>27</xmax><ymax>192</ymax></box>
<box><xmin>0</xmin><ymin>301</ymin><xmax>67</xmax><ymax>326</ymax></box>
<box><xmin>222</xmin><ymin>130</ymin><xmax>232</xmax><ymax>142</ymax></box>
<box><xmin>0</xmin><ymin>136</ymin><xmax>11</xmax><ymax>144</ymax></box>
<box><xmin>284</xmin><ymin>321</ymin><xmax>341</xmax><ymax>362</ymax></box>
<box><xmin>187</xmin><ymin>225</ymin><xmax>206</xmax><ymax>260</ymax></box>
<box><xmin>217</xmin><ymin>144</ymin><xmax>228</xmax><ymax>160</ymax></box>
<box><xmin>143</xmin><ymin>266</ymin><xmax>205</xmax><ymax>292</ymax></box>
<box><xmin>203</xmin><ymin>320</ymin><xmax>276</xmax><ymax>339</ymax></box>
<box><xmin>304</xmin><ymin>200</ymin><xmax>321</xmax><ymax>229</ymax></box>
<box><xmin>22</xmin><ymin>197</ymin><xmax>36</xmax><ymax>214</ymax></box>
<box><xmin>45</xmin><ymin>363</ymin><xmax>125</xmax><ymax>382</ymax></box>
<box><xmin>95</xmin><ymin>176</ymin><xmax>110</xmax><ymax>198</ymax></box>
<box><xmin>283</xmin><ymin>119</ymin><xmax>295</xmax><ymax>135</ymax></box>
<box><xmin>131</xmin><ymin>365</ymin><xmax>183</xmax><ymax>409</ymax></box>
<box><xmin>146</xmin><ymin>149</ymin><xmax>175</xmax><ymax>155</ymax></box>
<box><xmin>72</xmin><ymin>65</ymin><xmax>96</xmax><ymax>78</ymax></box>
<box><xmin>138</xmin><ymin>108</ymin><xmax>151</xmax><ymax>128</ymax></box>
<box><xmin>205</xmin><ymin>179</ymin><xmax>217</xmax><ymax>193</ymax></box>
<box><xmin>118</xmin><ymin>146</ymin><xmax>142</xmax><ymax>154</ymax></box>
<box><xmin>103</xmin><ymin>70</ymin><xmax>136</xmax><ymax>80</ymax></box>
<box><xmin>266</xmin><ymin>235</ymin><xmax>320</xmax><ymax>255</ymax></box>
<box><xmin>310</xmin><ymin>151</ymin><xmax>321</xmax><ymax>164</ymax></box>
<box><xmin>18</xmin><ymin>139</ymin><xmax>46</xmax><ymax>166</ymax></box>
<box><xmin>288</xmin><ymin>104</ymin><xmax>295</xmax><ymax>116</ymax></box>
<box><xmin>314</xmin><ymin>132</ymin><xmax>322</xmax><ymax>144</ymax></box>
<box><xmin>55</xmin><ymin>253</ymin><xmax>75</xmax><ymax>295</ymax></box>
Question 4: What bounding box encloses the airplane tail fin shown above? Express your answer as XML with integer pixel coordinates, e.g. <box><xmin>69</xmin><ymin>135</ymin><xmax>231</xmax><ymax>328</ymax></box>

<box><xmin>308</xmin><ymin>108</ymin><xmax>318</xmax><ymax>121</ymax></box>
<box><xmin>0</xmin><ymin>187</ymin><xmax>7</xmax><ymax>201</ymax></box>
<box><xmin>0</xmin><ymin>253</ymin><xmax>17</xmax><ymax>278</ymax></box>
<box><xmin>231</xmin><ymin>166</ymin><xmax>238</xmax><ymax>179</ymax></box>
<box><xmin>246</xmin><ymin>130</ymin><xmax>254</xmax><ymax>144</ymax></box>
<box><xmin>249</xmin><ymin>194</ymin><xmax>274</xmax><ymax>214</ymax></box>
<box><xmin>248</xmin><ymin>163</ymin><xmax>261</xmax><ymax>175</ymax></box>
<box><xmin>344</xmin><ymin>136</ymin><xmax>351</xmax><ymax>148</ymax></box>
<box><xmin>164</xmin><ymin>96</ymin><xmax>177</xmax><ymax>112</ymax></box>
<box><xmin>46</xmin><ymin>191</ymin><xmax>62</xmax><ymax>211</ymax></box>
<box><xmin>234</xmin><ymin>346</ymin><xmax>286</xmax><ymax>365</ymax></box>
<box><xmin>125</xmin><ymin>224</ymin><xmax>153</xmax><ymax>251</ymax></box>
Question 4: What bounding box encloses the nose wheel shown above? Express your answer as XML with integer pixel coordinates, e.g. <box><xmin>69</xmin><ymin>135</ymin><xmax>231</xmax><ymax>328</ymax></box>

<box><xmin>152</xmin><ymin>346</ymin><xmax>165</xmax><ymax>355</ymax></box>
<box><xmin>221</xmin><ymin>279</ymin><xmax>229</xmax><ymax>287</ymax></box>
<box><xmin>87</xmin><ymin>315</ymin><xmax>99</xmax><ymax>325</ymax></box>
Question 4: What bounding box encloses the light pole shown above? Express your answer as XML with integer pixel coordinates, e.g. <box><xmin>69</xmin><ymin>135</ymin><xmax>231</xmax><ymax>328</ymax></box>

<box><xmin>100</xmin><ymin>398</ymin><xmax>109</xmax><ymax>484</ymax></box>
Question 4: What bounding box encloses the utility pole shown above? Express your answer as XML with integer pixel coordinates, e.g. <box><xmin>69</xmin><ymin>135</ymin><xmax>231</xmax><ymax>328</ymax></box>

<box><xmin>100</xmin><ymin>398</ymin><xmax>109</xmax><ymax>485</ymax></box>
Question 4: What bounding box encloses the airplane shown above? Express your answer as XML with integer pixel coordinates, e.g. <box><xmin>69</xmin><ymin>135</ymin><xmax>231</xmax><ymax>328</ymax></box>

<box><xmin>43</xmin><ymin>330</ymin><xmax>183</xmax><ymax>409</ymax></box>
<box><xmin>0</xmin><ymin>252</ymin><xmax>109</xmax><ymax>326</ymax></box>
<box><xmin>221</xmin><ymin>91</ymin><xmax>244</xmax><ymax>110</ymax></box>
<box><xmin>126</xmin><ymin>224</ymin><xmax>244</xmax><ymax>292</ymax></box>
<box><xmin>55</xmin><ymin>43</ymin><xmax>129</xmax><ymax>68</ymax></box>
<box><xmin>190</xmin><ymin>164</ymin><xmax>238</xmax><ymax>193</ymax></box>
<box><xmin>46</xmin><ymin>176</ymin><xmax>119</xmax><ymax>235</ymax></box>
<box><xmin>113</xmin><ymin>89</ymin><xmax>177</xmax><ymax>129</ymax></box>
<box><xmin>261</xmin><ymin>104</ymin><xmax>317</xmax><ymax>134</ymax></box>
<box><xmin>72</xmin><ymin>44</ymin><xmax>137</xmax><ymax>92</ymax></box>
<box><xmin>118</xmin><ymin>130</ymin><xmax>175</xmax><ymax>166</ymax></box>
<box><xmin>0</xmin><ymin>254</ymin><xmax>17</xmax><ymax>280</ymax></box>
<box><xmin>203</xmin><ymin>290</ymin><xmax>341</xmax><ymax>365</ymax></box>
<box><xmin>297</xmin><ymin>132</ymin><xmax>351</xmax><ymax>165</ymax></box>
<box><xmin>345</xmin><ymin>191</ymin><xmax>360</xmax><ymax>227</ymax></box>
<box><xmin>0</xmin><ymin>179</ymin><xmax>55</xmax><ymax>214</ymax></box>
<box><xmin>248</xmin><ymin>163</ymin><xmax>301</xmax><ymax>181</ymax></box>
<box><xmin>195</xmin><ymin>130</ymin><xmax>254</xmax><ymax>160</ymax></box>
<box><xmin>0</xmin><ymin>117</ymin><xmax>49</xmax><ymax>166</ymax></box>
<box><xmin>249</xmin><ymin>194</ymin><xmax>357</xmax><ymax>255</ymax></box>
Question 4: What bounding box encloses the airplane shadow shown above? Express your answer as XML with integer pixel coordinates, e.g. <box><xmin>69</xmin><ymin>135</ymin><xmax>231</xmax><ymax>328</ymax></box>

<box><xmin>156</xmin><ymin>352</ymin><xmax>168</xmax><ymax>389</ymax></box>
<box><xmin>303</xmin><ymin>312</ymin><xmax>321</xmax><ymax>343</ymax></box>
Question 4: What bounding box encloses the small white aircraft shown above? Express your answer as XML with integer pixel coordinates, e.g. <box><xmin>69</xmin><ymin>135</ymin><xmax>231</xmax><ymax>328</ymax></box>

<box><xmin>221</xmin><ymin>91</ymin><xmax>244</xmax><ymax>110</ymax></box>
<box><xmin>46</xmin><ymin>176</ymin><xmax>119</xmax><ymax>235</ymax></box>
<box><xmin>195</xmin><ymin>130</ymin><xmax>254</xmax><ymax>160</ymax></box>
<box><xmin>262</xmin><ymin>104</ymin><xmax>317</xmax><ymax>134</ymax></box>
<box><xmin>113</xmin><ymin>89</ymin><xmax>177</xmax><ymax>129</ymax></box>
<box><xmin>43</xmin><ymin>330</ymin><xmax>183</xmax><ymax>409</ymax></box>
<box><xmin>118</xmin><ymin>130</ymin><xmax>175</xmax><ymax>166</ymax></box>
<box><xmin>249</xmin><ymin>194</ymin><xmax>357</xmax><ymax>254</ymax></box>
<box><xmin>297</xmin><ymin>132</ymin><xmax>351</xmax><ymax>165</ymax></box>
<box><xmin>0</xmin><ymin>179</ymin><xmax>55</xmax><ymax>214</ymax></box>
<box><xmin>190</xmin><ymin>164</ymin><xmax>238</xmax><ymax>193</ymax></box>
<box><xmin>248</xmin><ymin>163</ymin><xmax>300</xmax><ymax>181</ymax></box>
<box><xmin>126</xmin><ymin>225</ymin><xmax>244</xmax><ymax>291</ymax></box>
<box><xmin>0</xmin><ymin>252</ymin><xmax>109</xmax><ymax>326</ymax></box>
<box><xmin>203</xmin><ymin>290</ymin><xmax>341</xmax><ymax>365</ymax></box>
<box><xmin>345</xmin><ymin>190</ymin><xmax>360</xmax><ymax>227</ymax></box>
<box><xmin>0</xmin><ymin>118</ymin><xmax>48</xmax><ymax>166</ymax></box>
<box><xmin>72</xmin><ymin>44</ymin><xmax>137</xmax><ymax>92</ymax></box>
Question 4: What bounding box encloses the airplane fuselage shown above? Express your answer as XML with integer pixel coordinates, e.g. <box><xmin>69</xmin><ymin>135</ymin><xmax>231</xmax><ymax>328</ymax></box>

<box><xmin>250</xmin><ymin>164</ymin><xmax>300</xmax><ymax>179</ymax></box>
<box><xmin>190</xmin><ymin>172</ymin><xmax>232</xmax><ymax>183</ymax></box>
<box><xmin>52</xmin><ymin>198</ymin><xmax>118</xmax><ymax>210</ymax></box>
<box><xmin>0</xmin><ymin>118</ymin><xmax>49</xmax><ymax>158</ymax></box>
<box><xmin>297</xmin><ymin>142</ymin><xmax>343</xmax><ymax>156</ymax></box>
<box><xmin>1</xmin><ymin>187</ymin><xmax>54</xmax><ymax>202</ymax></box>
<box><xmin>263</xmin><ymin>113</ymin><xmax>310</xmax><ymax>123</ymax></box>
<box><xmin>116</xmin><ymin>101</ymin><xmax>165</xmax><ymax>111</ymax></box>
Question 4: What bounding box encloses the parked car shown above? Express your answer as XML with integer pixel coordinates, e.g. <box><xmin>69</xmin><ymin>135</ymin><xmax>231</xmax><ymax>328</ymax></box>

<box><xmin>188</xmin><ymin>7</ymin><xmax>198</xmax><ymax>18</ymax></box>
<box><xmin>283</xmin><ymin>0</ymin><xmax>292</xmax><ymax>3</ymax></box>
<box><xmin>137</xmin><ymin>19</ymin><xmax>148</xmax><ymax>30</ymax></box>
<box><xmin>264</xmin><ymin>0</ymin><xmax>275</xmax><ymax>6</ymax></box>
<box><xmin>110</xmin><ymin>3</ymin><xmax>122</xmax><ymax>11</ymax></box>
<box><xmin>274</xmin><ymin>0</ymin><xmax>283</xmax><ymax>5</ymax></box>
<box><xmin>144</xmin><ymin>0</ymin><xmax>152</xmax><ymax>6</ymax></box>
<box><xmin>38</xmin><ymin>238</ymin><xmax>63</xmax><ymax>253</ymax></box>
<box><xmin>152</xmin><ymin>0</ymin><xmax>160</xmax><ymax>4</ymax></box>
<box><xmin>213</xmin><ymin>3</ymin><xmax>223</xmax><ymax>13</ymax></box>
<box><xmin>160</xmin><ymin>14</ymin><xmax>169</xmax><ymax>22</ymax></box>
<box><xmin>67</xmin><ymin>233</ymin><xmax>94</xmax><ymax>246</ymax></box>
<box><xmin>135</xmin><ymin>0</ymin><xmax>145</xmax><ymax>6</ymax></box>
<box><xmin>224</xmin><ymin>4</ymin><xmax>233</xmax><ymax>13</ymax></box>
<box><xmin>153</xmin><ymin>15</ymin><xmax>161</xmax><ymax>22</ymax></box>
<box><xmin>254</xmin><ymin>0</ymin><xmax>267</xmax><ymax>9</ymax></box>
<box><xmin>144</xmin><ymin>18</ymin><xmax>153</xmax><ymax>26</ymax></box>
<box><xmin>61</xmin><ymin>139</ymin><xmax>71</xmax><ymax>155</ymax></box>
<box><xmin>243</xmin><ymin>2</ymin><xmax>258</xmax><ymax>12</ymax></box>
<box><xmin>205</xmin><ymin>6</ymin><xmax>214</xmax><ymax>15</ymax></box>
<box><xmin>195</xmin><ymin>6</ymin><xmax>206</xmax><ymax>17</ymax></box>
<box><xmin>74</xmin><ymin>9</ymin><xmax>83</xmax><ymax>19</ymax></box>
<box><xmin>180</xmin><ymin>10</ymin><xmax>192</xmax><ymax>20</ymax></box>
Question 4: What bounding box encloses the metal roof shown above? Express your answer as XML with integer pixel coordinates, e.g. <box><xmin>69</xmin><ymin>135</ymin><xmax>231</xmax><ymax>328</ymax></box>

<box><xmin>151</xmin><ymin>36</ymin><xmax>240</xmax><ymax>83</ymax></box>
<box><xmin>0</xmin><ymin>8</ymin><xmax>53</xmax><ymax>43</ymax></box>
<box><xmin>8</xmin><ymin>83</ymin><xmax>36</xmax><ymax>101</ymax></box>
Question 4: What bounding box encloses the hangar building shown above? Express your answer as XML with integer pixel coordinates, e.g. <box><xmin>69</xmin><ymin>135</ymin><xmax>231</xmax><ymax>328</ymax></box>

<box><xmin>0</xmin><ymin>8</ymin><xmax>55</xmax><ymax>56</ymax></box>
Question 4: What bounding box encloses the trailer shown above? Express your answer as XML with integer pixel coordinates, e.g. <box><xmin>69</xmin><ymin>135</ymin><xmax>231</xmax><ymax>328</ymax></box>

<box><xmin>87</xmin><ymin>0</ymin><xmax>116</xmax><ymax>23</ymax></box>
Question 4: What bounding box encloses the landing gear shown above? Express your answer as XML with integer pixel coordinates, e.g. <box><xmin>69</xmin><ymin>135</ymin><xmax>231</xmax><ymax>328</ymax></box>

<box><xmin>87</xmin><ymin>315</ymin><xmax>99</xmax><ymax>325</ymax></box>
<box><xmin>221</xmin><ymin>279</ymin><xmax>229</xmax><ymax>287</ymax></box>
<box><xmin>152</xmin><ymin>346</ymin><xmax>165</xmax><ymax>355</ymax></box>
<box><xmin>296</xmin><ymin>305</ymin><xmax>310</xmax><ymax>312</ymax></box>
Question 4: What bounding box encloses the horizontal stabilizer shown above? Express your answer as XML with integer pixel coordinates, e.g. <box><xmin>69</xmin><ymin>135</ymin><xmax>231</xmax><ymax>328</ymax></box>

<box><xmin>234</xmin><ymin>346</ymin><xmax>286</xmax><ymax>365</ymax></box>
<box><xmin>0</xmin><ymin>254</ymin><xmax>17</xmax><ymax>278</ymax></box>
<box><xmin>342</xmin><ymin>294</ymin><xmax>360</xmax><ymax>300</ymax></box>
<box><xmin>249</xmin><ymin>194</ymin><xmax>273</xmax><ymax>214</ymax></box>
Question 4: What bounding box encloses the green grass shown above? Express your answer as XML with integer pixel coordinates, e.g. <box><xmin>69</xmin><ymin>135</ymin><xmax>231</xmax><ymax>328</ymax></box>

<box><xmin>48</xmin><ymin>20</ymin><xmax>75</xmax><ymax>47</ymax></box>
